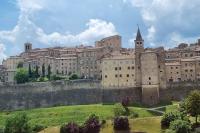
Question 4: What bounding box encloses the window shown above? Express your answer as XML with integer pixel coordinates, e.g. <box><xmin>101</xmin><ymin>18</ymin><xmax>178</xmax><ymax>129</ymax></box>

<box><xmin>115</xmin><ymin>74</ymin><xmax>118</xmax><ymax>78</ymax></box>
<box><xmin>127</xmin><ymin>74</ymin><xmax>129</xmax><ymax>77</ymax></box>
<box><xmin>115</xmin><ymin>67</ymin><xmax>118</xmax><ymax>70</ymax></box>
<box><xmin>132</xmin><ymin>66</ymin><xmax>134</xmax><ymax>69</ymax></box>
<box><xmin>149</xmin><ymin>82</ymin><xmax>151</xmax><ymax>85</ymax></box>
<box><xmin>128</xmin><ymin>66</ymin><xmax>130</xmax><ymax>70</ymax></box>
<box><xmin>185</xmin><ymin>70</ymin><xmax>188</xmax><ymax>72</ymax></box>
<box><xmin>119</xmin><ymin>74</ymin><xmax>122</xmax><ymax>77</ymax></box>
<box><xmin>190</xmin><ymin>70</ymin><xmax>193</xmax><ymax>72</ymax></box>
<box><xmin>105</xmin><ymin>75</ymin><xmax>107</xmax><ymax>78</ymax></box>
<box><xmin>177</xmin><ymin>72</ymin><xmax>179</xmax><ymax>74</ymax></box>
<box><xmin>176</xmin><ymin>67</ymin><xmax>178</xmax><ymax>69</ymax></box>
<box><xmin>171</xmin><ymin>67</ymin><xmax>173</xmax><ymax>69</ymax></box>
<box><xmin>149</xmin><ymin>77</ymin><xmax>151</xmax><ymax>80</ymax></box>
<box><xmin>119</xmin><ymin>67</ymin><xmax>121</xmax><ymax>70</ymax></box>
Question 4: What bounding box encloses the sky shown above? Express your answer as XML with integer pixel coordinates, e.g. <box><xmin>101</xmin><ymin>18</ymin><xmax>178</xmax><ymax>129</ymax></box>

<box><xmin>0</xmin><ymin>0</ymin><xmax>200</xmax><ymax>63</ymax></box>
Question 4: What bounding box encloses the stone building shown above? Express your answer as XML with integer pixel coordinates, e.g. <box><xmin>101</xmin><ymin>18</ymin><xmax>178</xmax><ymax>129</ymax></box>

<box><xmin>101</xmin><ymin>52</ymin><xmax>135</xmax><ymax>88</ymax></box>
<box><xmin>95</xmin><ymin>35</ymin><xmax>121</xmax><ymax>51</ymax></box>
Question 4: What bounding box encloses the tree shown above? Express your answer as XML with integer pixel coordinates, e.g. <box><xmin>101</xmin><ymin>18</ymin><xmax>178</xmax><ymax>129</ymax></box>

<box><xmin>42</xmin><ymin>64</ymin><xmax>45</xmax><ymax>77</ymax></box>
<box><xmin>4</xmin><ymin>113</ymin><xmax>31</xmax><ymax>133</ymax></box>
<box><xmin>35</xmin><ymin>65</ymin><xmax>40</xmax><ymax>78</ymax></box>
<box><xmin>28</xmin><ymin>64</ymin><xmax>32</xmax><ymax>78</ymax></box>
<box><xmin>161</xmin><ymin>112</ymin><xmax>181</xmax><ymax>128</ymax></box>
<box><xmin>17</xmin><ymin>62</ymin><xmax>23</xmax><ymax>68</ymax></box>
<box><xmin>169</xmin><ymin>119</ymin><xmax>191</xmax><ymax>133</ymax></box>
<box><xmin>47</xmin><ymin>64</ymin><xmax>51</xmax><ymax>79</ymax></box>
<box><xmin>185</xmin><ymin>90</ymin><xmax>200</xmax><ymax>124</ymax></box>
<box><xmin>14</xmin><ymin>68</ymin><xmax>29</xmax><ymax>84</ymax></box>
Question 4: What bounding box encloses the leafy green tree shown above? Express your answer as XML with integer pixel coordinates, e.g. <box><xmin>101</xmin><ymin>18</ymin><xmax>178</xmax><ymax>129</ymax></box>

<box><xmin>169</xmin><ymin>119</ymin><xmax>191</xmax><ymax>133</ymax></box>
<box><xmin>161</xmin><ymin>112</ymin><xmax>182</xmax><ymax>128</ymax></box>
<box><xmin>14</xmin><ymin>68</ymin><xmax>29</xmax><ymax>84</ymax></box>
<box><xmin>4</xmin><ymin>113</ymin><xmax>31</xmax><ymax>133</ymax></box>
<box><xmin>17</xmin><ymin>62</ymin><xmax>23</xmax><ymax>68</ymax></box>
<box><xmin>28</xmin><ymin>64</ymin><xmax>32</xmax><ymax>78</ymax></box>
<box><xmin>185</xmin><ymin>90</ymin><xmax>200</xmax><ymax>124</ymax></box>
<box><xmin>42</xmin><ymin>64</ymin><xmax>45</xmax><ymax>77</ymax></box>
<box><xmin>47</xmin><ymin>64</ymin><xmax>51</xmax><ymax>79</ymax></box>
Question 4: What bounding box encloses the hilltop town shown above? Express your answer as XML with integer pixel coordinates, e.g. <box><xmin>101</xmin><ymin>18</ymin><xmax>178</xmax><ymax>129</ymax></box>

<box><xmin>1</xmin><ymin>28</ymin><xmax>200</xmax><ymax>105</ymax></box>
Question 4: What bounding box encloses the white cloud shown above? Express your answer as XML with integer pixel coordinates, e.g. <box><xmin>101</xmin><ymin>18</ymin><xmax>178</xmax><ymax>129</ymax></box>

<box><xmin>37</xmin><ymin>19</ymin><xmax>117</xmax><ymax>45</ymax></box>
<box><xmin>0</xmin><ymin>0</ymin><xmax>118</xmax><ymax>60</ymax></box>
<box><xmin>125</xmin><ymin>0</ymin><xmax>200</xmax><ymax>48</ymax></box>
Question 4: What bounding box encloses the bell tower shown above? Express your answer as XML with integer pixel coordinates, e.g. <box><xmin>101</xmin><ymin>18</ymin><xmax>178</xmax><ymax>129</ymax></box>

<box><xmin>24</xmin><ymin>42</ymin><xmax>32</xmax><ymax>52</ymax></box>
<box><xmin>134</xmin><ymin>27</ymin><xmax>144</xmax><ymax>87</ymax></box>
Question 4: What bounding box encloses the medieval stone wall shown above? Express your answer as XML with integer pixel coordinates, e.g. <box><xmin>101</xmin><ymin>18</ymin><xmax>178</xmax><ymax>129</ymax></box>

<box><xmin>0</xmin><ymin>81</ymin><xmax>141</xmax><ymax>110</ymax></box>
<box><xmin>0</xmin><ymin>81</ymin><xmax>199</xmax><ymax>111</ymax></box>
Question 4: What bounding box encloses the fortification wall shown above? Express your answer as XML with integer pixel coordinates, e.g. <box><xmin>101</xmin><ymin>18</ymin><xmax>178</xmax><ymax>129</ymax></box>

<box><xmin>0</xmin><ymin>81</ymin><xmax>141</xmax><ymax>110</ymax></box>
<box><xmin>0</xmin><ymin>81</ymin><xmax>199</xmax><ymax>110</ymax></box>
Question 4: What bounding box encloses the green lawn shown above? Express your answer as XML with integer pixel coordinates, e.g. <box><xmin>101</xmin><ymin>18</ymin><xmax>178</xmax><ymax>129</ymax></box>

<box><xmin>0</xmin><ymin>104</ymin><xmax>159</xmax><ymax>129</ymax></box>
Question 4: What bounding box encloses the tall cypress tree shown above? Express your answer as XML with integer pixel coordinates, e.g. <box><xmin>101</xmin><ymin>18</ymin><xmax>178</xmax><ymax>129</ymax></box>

<box><xmin>42</xmin><ymin>64</ymin><xmax>45</xmax><ymax>77</ymax></box>
<box><xmin>28</xmin><ymin>64</ymin><xmax>32</xmax><ymax>78</ymax></box>
<box><xmin>35</xmin><ymin>65</ymin><xmax>39</xmax><ymax>78</ymax></box>
<box><xmin>47</xmin><ymin>64</ymin><xmax>51</xmax><ymax>79</ymax></box>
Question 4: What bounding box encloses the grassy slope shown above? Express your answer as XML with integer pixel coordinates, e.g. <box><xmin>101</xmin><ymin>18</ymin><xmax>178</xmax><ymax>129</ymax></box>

<box><xmin>0</xmin><ymin>104</ymin><xmax>157</xmax><ymax>128</ymax></box>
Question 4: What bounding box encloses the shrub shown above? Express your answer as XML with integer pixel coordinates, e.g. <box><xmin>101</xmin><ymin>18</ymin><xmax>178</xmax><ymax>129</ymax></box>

<box><xmin>4</xmin><ymin>113</ymin><xmax>31</xmax><ymax>133</ymax></box>
<box><xmin>51</xmin><ymin>75</ymin><xmax>65</xmax><ymax>81</ymax></box>
<box><xmin>69</xmin><ymin>74</ymin><xmax>78</xmax><ymax>80</ymax></box>
<box><xmin>82</xmin><ymin>114</ymin><xmax>101</xmax><ymax>133</ymax></box>
<box><xmin>169</xmin><ymin>119</ymin><xmax>191</xmax><ymax>133</ymax></box>
<box><xmin>39</xmin><ymin>77</ymin><xmax>45</xmax><ymax>82</ymax></box>
<box><xmin>161</xmin><ymin>112</ymin><xmax>181</xmax><ymax>128</ymax></box>
<box><xmin>60</xmin><ymin>122</ymin><xmax>79</xmax><ymax>133</ymax></box>
<box><xmin>32</xmin><ymin>124</ymin><xmax>46</xmax><ymax>132</ymax></box>
<box><xmin>113</xmin><ymin>103</ymin><xmax>129</xmax><ymax>117</ymax></box>
<box><xmin>113</xmin><ymin>117</ymin><xmax>130</xmax><ymax>131</ymax></box>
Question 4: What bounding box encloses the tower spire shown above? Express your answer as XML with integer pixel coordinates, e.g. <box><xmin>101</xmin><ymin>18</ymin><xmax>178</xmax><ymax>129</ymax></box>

<box><xmin>136</xmin><ymin>26</ymin><xmax>143</xmax><ymax>41</ymax></box>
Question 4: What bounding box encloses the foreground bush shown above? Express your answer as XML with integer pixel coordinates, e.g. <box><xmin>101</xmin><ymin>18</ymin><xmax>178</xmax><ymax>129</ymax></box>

<box><xmin>60</xmin><ymin>122</ymin><xmax>79</xmax><ymax>133</ymax></box>
<box><xmin>169</xmin><ymin>119</ymin><xmax>191</xmax><ymax>133</ymax></box>
<box><xmin>161</xmin><ymin>112</ymin><xmax>181</xmax><ymax>128</ymax></box>
<box><xmin>113</xmin><ymin>117</ymin><xmax>129</xmax><ymax>131</ymax></box>
<box><xmin>82</xmin><ymin>114</ymin><xmax>101</xmax><ymax>133</ymax></box>
<box><xmin>4</xmin><ymin>113</ymin><xmax>31</xmax><ymax>133</ymax></box>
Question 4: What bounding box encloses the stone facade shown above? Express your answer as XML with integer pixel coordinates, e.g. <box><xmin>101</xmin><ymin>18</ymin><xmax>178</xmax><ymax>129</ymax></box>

<box><xmin>101</xmin><ymin>53</ymin><xmax>135</xmax><ymax>88</ymax></box>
